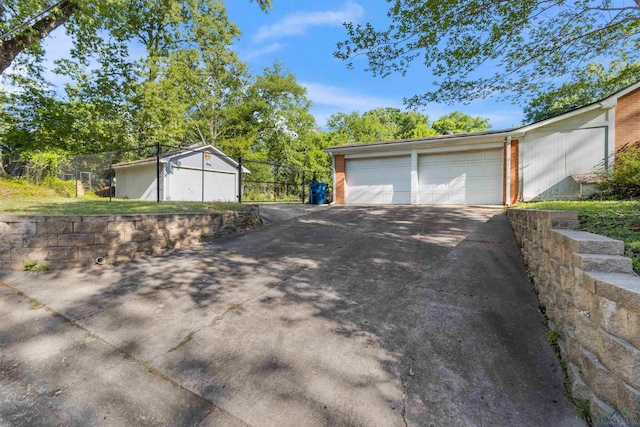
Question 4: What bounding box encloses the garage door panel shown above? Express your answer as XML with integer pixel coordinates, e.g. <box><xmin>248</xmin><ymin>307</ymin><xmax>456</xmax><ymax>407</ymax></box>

<box><xmin>346</xmin><ymin>156</ymin><xmax>411</xmax><ymax>204</ymax></box>
<box><xmin>418</xmin><ymin>149</ymin><xmax>503</xmax><ymax>205</ymax></box>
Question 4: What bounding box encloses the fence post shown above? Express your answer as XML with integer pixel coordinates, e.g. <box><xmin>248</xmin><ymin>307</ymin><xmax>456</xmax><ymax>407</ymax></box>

<box><xmin>201</xmin><ymin>151</ymin><xmax>205</xmax><ymax>203</ymax></box>
<box><xmin>109</xmin><ymin>153</ymin><xmax>113</xmax><ymax>202</ymax></box>
<box><xmin>156</xmin><ymin>141</ymin><xmax>161</xmax><ymax>203</ymax></box>
<box><xmin>237</xmin><ymin>157</ymin><xmax>243</xmax><ymax>203</ymax></box>
<box><xmin>74</xmin><ymin>157</ymin><xmax>78</xmax><ymax>198</ymax></box>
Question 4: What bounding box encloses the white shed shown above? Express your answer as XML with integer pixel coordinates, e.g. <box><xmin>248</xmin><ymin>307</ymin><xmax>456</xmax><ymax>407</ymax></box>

<box><xmin>113</xmin><ymin>144</ymin><xmax>249</xmax><ymax>202</ymax></box>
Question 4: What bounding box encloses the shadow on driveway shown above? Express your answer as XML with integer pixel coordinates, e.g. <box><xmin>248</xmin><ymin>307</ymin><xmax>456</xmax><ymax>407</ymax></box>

<box><xmin>0</xmin><ymin>206</ymin><xmax>585</xmax><ymax>426</ymax></box>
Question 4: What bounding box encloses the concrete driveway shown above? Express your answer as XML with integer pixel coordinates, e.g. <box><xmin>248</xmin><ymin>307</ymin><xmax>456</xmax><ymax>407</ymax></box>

<box><xmin>0</xmin><ymin>206</ymin><xmax>585</xmax><ymax>426</ymax></box>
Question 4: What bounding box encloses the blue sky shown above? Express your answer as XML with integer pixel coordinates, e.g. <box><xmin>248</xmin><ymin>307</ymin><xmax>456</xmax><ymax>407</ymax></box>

<box><xmin>225</xmin><ymin>1</ymin><xmax>524</xmax><ymax>130</ymax></box>
<box><xmin>34</xmin><ymin>0</ymin><xmax>524</xmax><ymax>130</ymax></box>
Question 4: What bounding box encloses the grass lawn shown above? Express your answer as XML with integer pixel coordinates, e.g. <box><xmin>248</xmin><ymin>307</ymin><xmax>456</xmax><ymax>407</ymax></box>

<box><xmin>0</xmin><ymin>176</ymin><xmax>244</xmax><ymax>214</ymax></box>
<box><xmin>515</xmin><ymin>200</ymin><xmax>640</xmax><ymax>273</ymax></box>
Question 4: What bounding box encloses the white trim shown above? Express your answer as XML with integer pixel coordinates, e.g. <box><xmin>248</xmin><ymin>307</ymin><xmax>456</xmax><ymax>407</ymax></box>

<box><xmin>343</xmin><ymin>141</ymin><xmax>505</xmax><ymax>159</ymax></box>
<box><xmin>411</xmin><ymin>150</ymin><xmax>418</xmax><ymax>205</ymax></box>
<box><xmin>329</xmin><ymin>134</ymin><xmax>513</xmax><ymax>155</ymax></box>
<box><xmin>415</xmin><ymin>141</ymin><xmax>504</xmax><ymax>154</ymax></box>
<box><xmin>170</xmin><ymin>164</ymin><xmax>236</xmax><ymax>174</ymax></box>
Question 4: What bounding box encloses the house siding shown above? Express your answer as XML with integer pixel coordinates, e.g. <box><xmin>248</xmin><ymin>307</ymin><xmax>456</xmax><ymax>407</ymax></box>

<box><xmin>115</xmin><ymin>164</ymin><xmax>158</xmax><ymax>201</ymax></box>
<box><xmin>615</xmin><ymin>87</ymin><xmax>640</xmax><ymax>151</ymax></box>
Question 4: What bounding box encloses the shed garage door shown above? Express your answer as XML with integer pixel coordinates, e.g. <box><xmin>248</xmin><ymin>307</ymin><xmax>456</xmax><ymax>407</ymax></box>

<box><xmin>346</xmin><ymin>156</ymin><xmax>411</xmax><ymax>204</ymax></box>
<box><xmin>418</xmin><ymin>150</ymin><xmax>503</xmax><ymax>204</ymax></box>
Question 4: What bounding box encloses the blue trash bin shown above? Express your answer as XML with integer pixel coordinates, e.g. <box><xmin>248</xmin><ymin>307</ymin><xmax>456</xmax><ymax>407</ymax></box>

<box><xmin>309</xmin><ymin>182</ymin><xmax>327</xmax><ymax>204</ymax></box>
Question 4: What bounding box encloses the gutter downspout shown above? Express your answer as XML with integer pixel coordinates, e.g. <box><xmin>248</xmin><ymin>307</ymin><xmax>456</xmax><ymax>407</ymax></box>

<box><xmin>506</xmin><ymin>136</ymin><xmax>512</xmax><ymax>206</ymax></box>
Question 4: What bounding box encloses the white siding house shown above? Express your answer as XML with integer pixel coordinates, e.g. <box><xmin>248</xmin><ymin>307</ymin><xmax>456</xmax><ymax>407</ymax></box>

<box><xmin>113</xmin><ymin>144</ymin><xmax>248</xmax><ymax>202</ymax></box>
<box><xmin>326</xmin><ymin>82</ymin><xmax>640</xmax><ymax>205</ymax></box>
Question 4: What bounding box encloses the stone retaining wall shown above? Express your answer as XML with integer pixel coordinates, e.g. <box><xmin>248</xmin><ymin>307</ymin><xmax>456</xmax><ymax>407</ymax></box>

<box><xmin>507</xmin><ymin>209</ymin><xmax>640</xmax><ymax>418</ymax></box>
<box><xmin>0</xmin><ymin>206</ymin><xmax>261</xmax><ymax>270</ymax></box>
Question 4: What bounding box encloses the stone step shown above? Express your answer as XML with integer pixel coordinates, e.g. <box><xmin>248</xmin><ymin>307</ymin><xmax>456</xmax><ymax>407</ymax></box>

<box><xmin>573</xmin><ymin>253</ymin><xmax>634</xmax><ymax>274</ymax></box>
<box><xmin>553</xmin><ymin>229</ymin><xmax>625</xmax><ymax>256</ymax></box>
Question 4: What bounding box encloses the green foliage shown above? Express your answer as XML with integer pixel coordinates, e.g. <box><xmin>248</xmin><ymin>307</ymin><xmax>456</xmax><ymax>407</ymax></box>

<box><xmin>335</xmin><ymin>1</ymin><xmax>640</xmax><ymax>106</ymax></box>
<box><xmin>524</xmin><ymin>60</ymin><xmax>640</xmax><ymax>123</ymax></box>
<box><xmin>431</xmin><ymin>111</ymin><xmax>491</xmax><ymax>134</ymax></box>
<box><xmin>22</xmin><ymin>152</ymin><xmax>70</xmax><ymax>183</ymax></box>
<box><xmin>599</xmin><ymin>145</ymin><xmax>640</xmax><ymax>199</ymax></box>
<box><xmin>325</xmin><ymin>108</ymin><xmax>490</xmax><ymax>146</ymax></box>
<box><xmin>41</xmin><ymin>177</ymin><xmax>78</xmax><ymax>198</ymax></box>
<box><xmin>24</xmin><ymin>260</ymin><xmax>49</xmax><ymax>272</ymax></box>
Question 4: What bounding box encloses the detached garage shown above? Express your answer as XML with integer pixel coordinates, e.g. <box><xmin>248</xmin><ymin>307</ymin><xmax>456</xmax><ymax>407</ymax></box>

<box><xmin>326</xmin><ymin>82</ymin><xmax>640</xmax><ymax>205</ymax></box>
<box><xmin>113</xmin><ymin>144</ymin><xmax>248</xmax><ymax>202</ymax></box>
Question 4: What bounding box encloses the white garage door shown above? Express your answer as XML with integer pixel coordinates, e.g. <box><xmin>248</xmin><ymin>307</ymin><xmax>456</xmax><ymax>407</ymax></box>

<box><xmin>346</xmin><ymin>156</ymin><xmax>411</xmax><ymax>204</ymax></box>
<box><xmin>418</xmin><ymin>150</ymin><xmax>503</xmax><ymax>204</ymax></box>
<box><xmin>167</xmin><ymin>167</ymin><xmax>237</xmax><ymax>202</ymax></box>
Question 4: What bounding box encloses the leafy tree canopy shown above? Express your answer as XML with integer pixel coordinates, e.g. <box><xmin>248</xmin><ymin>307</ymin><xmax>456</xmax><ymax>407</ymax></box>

<box><xmin>325</xmin><ymin>108</ymin><xmax>490</xmax><ymax>145</ymax></box>
<box><xmin>335</xmin><ymin>0</ymin><xmax>640</xmax><ymax>107</ymax></box>
<box><xmin>523</xmin><ymin>60</ymin><xmax>640</xmax><ymax>123</ymax></box>
<box><xmin>0</xmin><ymin>0</ymin><xmax>272</xmax><ymax>75</ymax></box>
<box><xmin>431</xmin><ymin>111</ymin><xmax>491</xmax><ymax>135</ymax></box>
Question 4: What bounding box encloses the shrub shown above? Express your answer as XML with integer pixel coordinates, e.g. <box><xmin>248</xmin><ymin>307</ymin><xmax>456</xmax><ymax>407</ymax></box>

<box><xmin>598</xmin><ymin>143</ymin><xmax>640</xmax><ymax>199</ymax></box>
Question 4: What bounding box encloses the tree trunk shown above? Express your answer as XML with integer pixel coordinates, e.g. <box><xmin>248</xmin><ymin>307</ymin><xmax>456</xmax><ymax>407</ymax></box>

<box><xmin>0</xmin><ymin>0</ymin><xmax>76</xmax><ymax>75</ymax></box>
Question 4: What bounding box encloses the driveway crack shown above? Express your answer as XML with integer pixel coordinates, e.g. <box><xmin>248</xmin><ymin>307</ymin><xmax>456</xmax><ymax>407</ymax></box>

<box><xmin>168</xmin><ymin>268</ymin><xmax>307</xmax><ymax>353</ymax></box>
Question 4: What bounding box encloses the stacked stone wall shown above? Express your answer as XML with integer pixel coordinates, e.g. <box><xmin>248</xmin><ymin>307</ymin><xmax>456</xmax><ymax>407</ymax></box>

<box><xmin>507</xmin><ymin>209</ymin><xmax>640</xmax><ymax>417</ymax></box>
<box><xmin>0</xmin><ymin>206</ymin><xmax>261</xmax><ymax>270</ymax></box>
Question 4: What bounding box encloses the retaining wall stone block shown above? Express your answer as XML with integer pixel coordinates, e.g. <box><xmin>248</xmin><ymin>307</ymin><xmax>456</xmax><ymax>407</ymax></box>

<box><xmin>572</xmin><ymin>253</ymin><xmax>634</xmax><ymax>274</ymax></box>
<box><xmin>578</xmin><ymin>347</ymin><xmax>619</xmax><ymax>405</ymax></box>
<box><xmin>575</xmin><ymin>312</ymin><xmax>599</xmax><ymax>354</ymax></box>
<box><xmin>0</xmin><ymin>222</ymin><xmax>36</xmax><ymax>235</ymax></box>
<box><xmin>617</xmin><ymin>382</ymin><xmax>640</xmax><ymax>414</ymax></box>
<box><xmin>93</xmin><ymin>232</ymin><xmax>123</xmax><ymax>245</ymax></box>
<box><xmin>12</xmin><ymin>247</ymin><xmax>78</xmax><ymax>261</ymax></box>
<box><xmin>57</xmin><ymin>234</ymin><xmax>94</xmax><ymax>247</ymax></box>
<box><xmin>573</xmin><ymin>282</ymin><xmax>594</xmax><ymax>312</ymax></box>
<box><xmin>22</xmin><ymin>235</ymin><xmax>58</xmax><ymax>248</ymax></box>
<box><xmin>74</xmin><ymin>220</ymin><xmax>108</xmax><ymax>234</ymax></box>
<box><xmin>127</xmin><ymin>230</ymin><xmax>152</xmax><ymax>243</ymax></box>
<box><xmin>107</xmin><ymin>221</ymin><xmax>136</xmax><ymax>233</ymax></box>
<box><xmin>568</xmin><ymin>362</ymin><xmax>591</xmax><ymax>401</ymax></box>
<box><xmin>37</xmin><ymin>221</ymin><xmax>72</xmax><ymax>235</ymax></box>
<box><xmin>596</xmin><ymin>329</ymin><xmax>640</xmax><ymax>389</ymax></box>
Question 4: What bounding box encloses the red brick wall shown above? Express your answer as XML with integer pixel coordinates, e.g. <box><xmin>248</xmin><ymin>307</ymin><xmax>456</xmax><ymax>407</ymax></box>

<box><xmin>334</xmin><ymin>155</ymin><xmax>346</xmax><ymax>204</ymax></box>
<box><xmin>615</xmin><ymin>88</ymin><xmax>640</xmax><ymax>152</ymax></box>
<box><xmin>503</xmin><ymin>139</ymin><xmax>519</xmax><ymax>205</ymax></box>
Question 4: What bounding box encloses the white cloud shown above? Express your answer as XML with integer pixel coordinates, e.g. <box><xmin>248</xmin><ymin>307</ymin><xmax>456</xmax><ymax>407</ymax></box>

<box><xmin>254</xmin><ymin>2</ymin><xmax>363</xmax><ymax>42</ymax></box>
<box><xmin>302</xmin><ymin>81</ymin><xmax>401</xmax><ymax>112</ymax></box>
<box><xmin>242</xmin><ymin>43</ymin><xmax>285</xmax><ymax>61</ymax></box>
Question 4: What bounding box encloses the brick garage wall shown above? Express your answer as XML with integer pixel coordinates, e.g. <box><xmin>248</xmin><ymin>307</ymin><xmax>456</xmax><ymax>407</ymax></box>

<box><xmin>0</xmin><ymin>206</ymin><xmax>261</xmax><ymax>270</ymax></box>
<box><xmin>507</xmin><ymin>209</ymin><xmax>640</xmax><ymax>418</ymax></box>
<box><xmin>615</xmin><ymin>87</ymin><xmax>640</xmax><ymax>152</ymax></box>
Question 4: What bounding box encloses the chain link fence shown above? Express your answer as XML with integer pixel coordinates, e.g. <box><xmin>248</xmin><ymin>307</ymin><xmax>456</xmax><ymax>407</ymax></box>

<box><xmin>6</xmin><ymin>144</ymin><xmax>331</xmax><ymax>204</ymax></box>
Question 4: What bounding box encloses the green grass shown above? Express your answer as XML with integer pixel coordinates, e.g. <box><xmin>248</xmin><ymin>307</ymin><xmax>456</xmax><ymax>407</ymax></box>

<box><xmin>515</xmin><ymin>200</ymin><xmax>640</xmax><ymax>273</ymax></box>
<box><xmin>0</xmin><ymin>176</ymin><xmax>244</xmax><ymax>215</ymax></box>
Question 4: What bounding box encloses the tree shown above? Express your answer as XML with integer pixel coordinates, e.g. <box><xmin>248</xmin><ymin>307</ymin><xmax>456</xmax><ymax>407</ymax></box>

<box><xmin>0</xmin><ymin>0</ymin><xmax>272</xmax><ymax>75</ymax></box>
<box><xmin>523</xmin><ymin>60</ymin><xmax>640</xmax><ymax>123</ymax></box>
<box><xmin>335</xmin><ymin>1</ymin><xmax>640</xmax><ymax>107</ymax></box>
<box><xmin>326</xmin><ymin>108</ymin><xmax>438</xmax><ymax>144</ymax></box>
<box><xmin>431</xmin><ymin>111</ymin><xmax>491</xmax><ymax>134</ymax></box>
